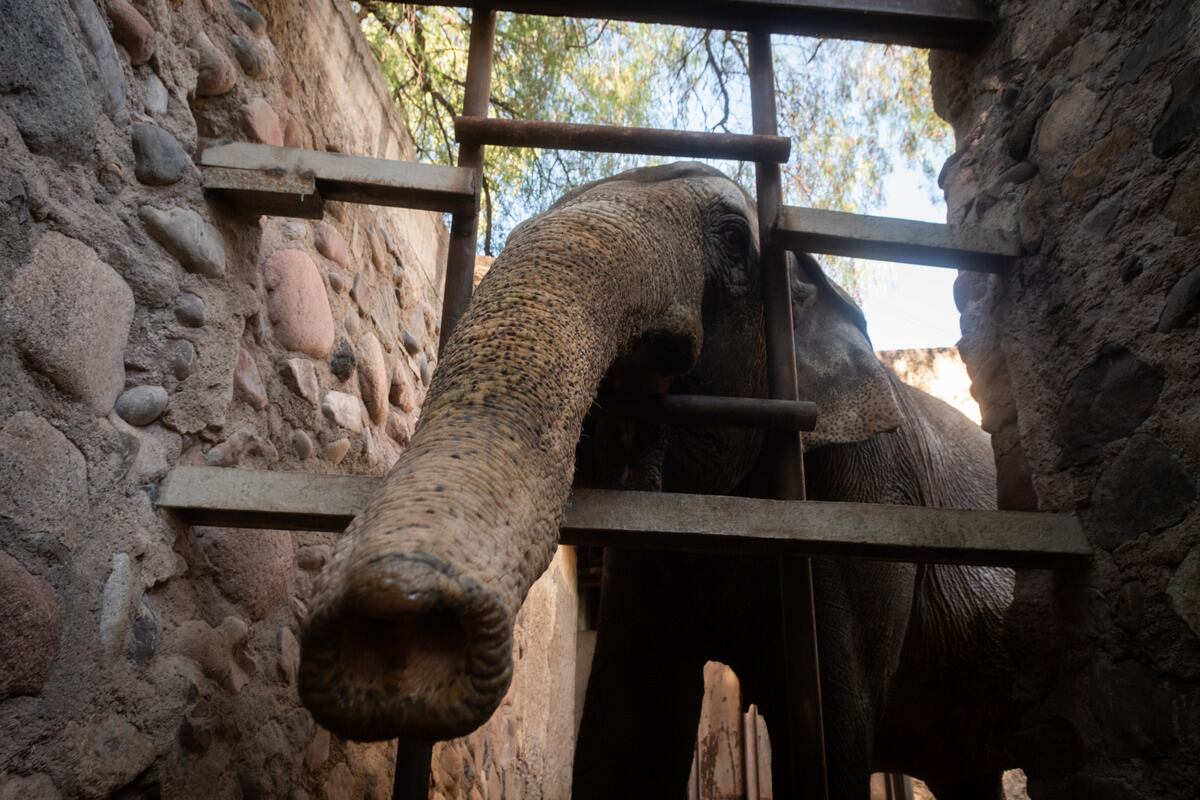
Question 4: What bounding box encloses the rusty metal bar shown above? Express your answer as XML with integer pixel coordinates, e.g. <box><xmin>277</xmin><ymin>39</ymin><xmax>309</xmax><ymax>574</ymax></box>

<box><xmin>399</xmin><ymin>0</ymin><xmax>997</xmax><ymax>51</ymax></box>
<box><xmin>392</xmin><ymin>741</ymin><xmax>433</xmax><ymax>799</ymax></box>
<box><xmin>157</xmin><ymin>468</ymin><xmax>1093</xmax><ymax>567</ymax></box>
<box><xmin>748</xmin><ymin>29</ymin><xmax>830</xmax><ymax>800</ymax></box>
<box><xmin>454</xmin><ymin>117</ymin><xmax>791</xmax><ymax>162</ymax></box>
<box><xmin>594</xmin><ymin>392</ymin><xmax>818</xmax><ymax>431</ymax></box>
<box><xmin>438</xmin><ymin>9</ymin><xmax>497</xmax><ymax>356</ymax></box>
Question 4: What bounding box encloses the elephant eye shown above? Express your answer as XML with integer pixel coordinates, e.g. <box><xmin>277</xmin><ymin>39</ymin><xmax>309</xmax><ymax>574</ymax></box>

<box><xmin>719</xmin><ymin>220</ymin><xmax>750</xmax><ymax>251</ymax></box>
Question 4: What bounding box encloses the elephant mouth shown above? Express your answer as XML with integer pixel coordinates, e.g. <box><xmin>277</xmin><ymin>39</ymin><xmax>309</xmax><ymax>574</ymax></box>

<box><xmin>298</xmin><ymin>551</ymin><xmax>513</xmax><ymax>742</ymax></box>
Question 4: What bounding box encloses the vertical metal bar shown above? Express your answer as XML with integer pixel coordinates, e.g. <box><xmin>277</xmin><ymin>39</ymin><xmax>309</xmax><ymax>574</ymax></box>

<box><xmin>438</xmin><ymin>8</ymin><xmax>497</xmax><ymax>354</ymax></box>
<box><xmin>747</xmin><ymin>29</ymin><xmax>829</xmax><ymax>800</ymax></box>
<box><xmin>398</xmin><ymin>14</ymin><xmax>496</xmax><ymax>798</ymax></box>
<box><xmin>391</xmin><ymin>740</ymin><xmax>433</xmax><ymax>800</ymax></box>
<box><xmin>889</xmin><ymin>773</ymin><xmax>914</xmax><ymax>800</ymax></box>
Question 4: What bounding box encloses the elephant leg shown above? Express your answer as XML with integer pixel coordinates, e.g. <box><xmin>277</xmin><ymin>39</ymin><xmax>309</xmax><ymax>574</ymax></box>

<box><xmin>572</xmin><ymin>550</ymin><xmax>707</xmax><ymax>800</ymax></box>
<box><xmin>753</xmin><ymin>650</ymin><xmax>873</xmax><ymax>800</ymax></box>
<box><xmin>924</xmin><ymin>773</ymin><xmax>1005</xmax><ymax>800</ymax></box>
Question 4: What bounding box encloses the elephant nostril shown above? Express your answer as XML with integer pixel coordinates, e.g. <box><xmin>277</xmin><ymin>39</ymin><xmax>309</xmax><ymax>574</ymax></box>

<box><xmin>300</xmin><ymin>551</ymin><xmax>515</xmax><ymax>742</ymax></box>
<box><xmin>337</xmin><ymin>603</ymin><xmax>468</xmax><ymax>697</ymax></box>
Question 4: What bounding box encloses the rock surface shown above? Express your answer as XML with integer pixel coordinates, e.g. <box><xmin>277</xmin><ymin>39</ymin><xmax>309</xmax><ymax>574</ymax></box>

<box><xmin>0</xmin><ymin>413</ymin><xmax>88</xmax><ymax>539</ymax></box>
<box><xmin>230</xmin><ymin>0</ymin><xmax>267</xmax><ymax>33</ymax></box>
<box><xmin>115</xmin><ymin>386</ymin><xmax>168</xmax><ymax>426</ymax></box>
<box><xmin>315</xmin><ymin>221</ymin><xmax>353</xmax><ymax>269</ymax></box>
<box><xmin>357</xmin><ymin>333</ymin><xmax>389</xmax><ymax>424</ymax></box>
<box><xmin>5</xmin><ymin>232</ymin><xmax>134</xmax><ymax>414</ymax></box>
<box><xmin>234</xmin><ymin>348</ymin><xmax>269</xmax><ymax>410</ymax></box>
<box><xmin>1153</xmin><ymin>59</ymin><xmax>1200</xmax><ymax>158</ymax></box>
<box><xmin>0</xmin><ymin>0</ymin><xmax>97</xmax><ymax>160</ymax></box>
<box><xmin>196</xmin><ymin>527</ymin><xmax>294</xmax><ymax>619</ymax></box>
<box><xmin>230</xmin><ymin>34</ymin><xmax>268</xmax><ymax>77</ymax></box>
<box><xmin>242</xmin><ymin>98</ymin><xmax>283</xmax><ymax>146</ymax></box>
<box><xmin>69</xmin><ymin>714</ymin><xmax>156</xmax><ymax>799</ymax></box>
<box><xmin>1055</xmin><ymin>346</ymin><xmax>1164</xmax><ymax>466</ymax></box>
<box><xmin>1090</xmin><ymin>435</ymin><xmax>1196</xmax><ymax>549</ymax></box>
<box><xmin>175</xmin><ymin>293</ymin><xmax>206</xmax><ymax>328</ymax></box>
<box><xmin>1158</xmin><ymin>267</ymin><xmax>1200</xmax><ymax>331</ymax></box>
<box><xmin>98</xmin><ymin>553</ymin><xmax>134</xmax><ymax>660</ymax></box>
<box><xmin>140</xmin><ymin>206</ymin><xmax>226</xmax><ymax>277</ymax></box>
<box><xmin>322</xmin><ymin>391</ymin><xmax>363</xmax><ymax>432</ymax></box>
<box><xmin>329</xmin><ymin>338</ymin><xmax>356</xmax><ymax>382</ymax></box>
<box><xmin>0</xmin><ymin>551</ymin><xmax>61</xmax><ymax>700</ymax></box>
<box><xmin>106</xmin><ymin>0</ymin><xmax>156</xmax><ymax>65</ymax></box>
<box><xmin>132</xmin><ymin>123</ymin><xmax>188</xmax><ymax>185</ymax></box>
<box><xmin>281</xmin><ymin>357</ymin><xmax>320</xmax><ymax>405</ymax></box>
<box><xmin>323</xmin><ymin>438</ymin><xmax>351</xmax><ymax>464</ymax></box>
<box><xmin>261</xmin><ymin>250</ymin><xmax>335</xmax><ymax>357</ymax></box>
<box><xmin>192</xmin><ymin>31</ymin><xmax>237</xmax><ymax>96</ymax></box>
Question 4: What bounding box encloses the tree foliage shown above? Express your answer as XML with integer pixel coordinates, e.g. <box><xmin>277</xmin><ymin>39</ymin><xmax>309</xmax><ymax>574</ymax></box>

<box><xmin>358</xmin><ymin>4</ymin><xmax>952</xmax><ymax>290</ymax></box>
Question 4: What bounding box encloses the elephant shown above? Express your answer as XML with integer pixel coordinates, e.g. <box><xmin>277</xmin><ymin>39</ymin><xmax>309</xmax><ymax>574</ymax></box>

<box><xmin>298</xmin><ymin>163</ymin><xmax>1019</xmax><ymax>799</ymax></box>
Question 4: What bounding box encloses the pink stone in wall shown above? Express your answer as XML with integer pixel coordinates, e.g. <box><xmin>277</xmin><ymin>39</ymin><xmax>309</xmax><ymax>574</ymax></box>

<box><xmin>106</xmin><ymin>0</ymin><xmax>156</xmax><ymax>66</ymax></box>
<box><xmin>357</xmin><ymin>332</ymin><xmax>389</xmax><ymax>424</ymax></box>
<box><xmin>283</xmin><ymin>114</ymin><xmax>303</xmax><ymax>148</ymax></box>
<box><xmin>281</xmin><ymin>69</ymin><xmax>298</xmax><ymax>97</ymax></box>
<box><xmin>3</xmin><ymin>232</ymin><xmax>134</xmax><ymax>415</ymax></box>
<box><xmin>261</xmin><ymin>249</ymin><xmax>335</xmax><ymax>357</ymax></box>
<box><xmin>192</xmin><ymin>32</ymin><xmax>237</xmax><ymax>96</ymax></box>
<box><xmin>234</xmin><ymin>348</ymin><xmax>268</xmax><ymax>410</ymax></box>
<box><xmin>314</xmin><ymin>221</ymin><xmax>353</xmax><ymax>270</ymax></box>
<box><xmin>242</xmin><ymin>98</ymin><xmax>283</xmax><ymax>146</ymax></box>
<box><xmin>0</xmin><ymin>550</ymin><xmax>62</xmax><ymax>700</ymax></box>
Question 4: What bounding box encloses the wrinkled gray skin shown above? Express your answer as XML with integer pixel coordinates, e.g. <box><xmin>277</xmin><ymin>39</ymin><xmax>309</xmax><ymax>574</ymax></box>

<box><xmin>299</xmin><ymin>164</ymin><xmax>1016</xmax><ymax>799</ymax></box>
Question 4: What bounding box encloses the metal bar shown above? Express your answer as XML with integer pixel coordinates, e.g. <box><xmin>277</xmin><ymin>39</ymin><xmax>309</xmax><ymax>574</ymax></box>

<box><xmin>202</xmin><ymin>165</ymin><xmax>324</xmax><ymax>219</ymax></box>
<box><xmin>887</xmin><ymin>773</ymin><xmax>914</xmax><ymax>800</ymax></box>
<box><xmin>594</xmin><ymin>392</ymin><xmax>818</xmax><ymax>431</ymax></box>
<box><xmin>454</xmin><ymin>117</ymin><xmax>791</xmax><ymax>162</ymax></box>
<box><xmin>748</xmin><ymin>29</ymin><xmax>830</xmax><ymax>800</ymax></box>
<box><xmin>777</xmin><ymin>205</ymin><xmax>1018</xmax><ymax>273</ymax></box>
<box><xmin>392</xmin><ymin>741</ymin><xmax>433</xmax><ymax>799</ymax></box>
<box><xmin>399</xmin><ymin>0</ymin><xmax>997</xmax><ymax>51</ymax></box>
<box><xmin>439</xmin><ymin>9</ymin><xmax>497</xmax><ymax>355</ymax></box>
<box><xmin>155</xmin><ymin>468</ymin><xmax>1093</xmax><ymax>568</ymax></box>
<box><xmin>198</xmin><ymin>143</ymin><xmax>476</xmax><ymax>213</ymax></box>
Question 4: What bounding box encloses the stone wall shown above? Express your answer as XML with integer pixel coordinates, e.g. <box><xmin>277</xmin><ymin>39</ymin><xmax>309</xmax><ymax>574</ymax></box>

<box><xmin>0</xmin><ymin>1</ymin><xmax>575</xmax><ymax>797</ymax></box>
<box><xmin>930</xmin><ymin>0</ymin><xmax>1200</xmax><ymax>796</ymax></box>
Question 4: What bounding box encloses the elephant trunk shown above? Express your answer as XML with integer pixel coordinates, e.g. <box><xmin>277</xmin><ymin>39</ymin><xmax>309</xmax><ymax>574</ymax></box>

<box><xmin>298</xmin><ymin>200</ymin><xmax>699</xmax><ymax>742</ymax></box>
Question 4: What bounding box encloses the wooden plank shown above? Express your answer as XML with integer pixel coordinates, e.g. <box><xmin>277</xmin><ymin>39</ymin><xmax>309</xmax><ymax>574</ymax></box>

<box><xmin>156</xmin><ymin>467</ymin><xmax>1092</xmax><ymax>568</ymax></box>
<box><xmin>202</xmin><ymin>166</ymin><xmax>324</xmax><ymax>219</ymax></box>
<box><xmin>400</xmin><ymin>0</ymin><xmax>996</xmax><ymax>51</ymax></box>
<box><xmin>199</xmin><ymin>142</ymin><xmax>477</xmax><ymax>214</ymax></box>
<box><xmin>454</xmin><ymin>118</ymin><xmax>791</xmax><ymax>162</ymax></box>
<box><xmin>776</xmin><ymin>205</ymin><xmax>1019</xmax><ymax>273</ymax></box>
<box><xmin>748</xmin><ymin>30</ymin><xmax>828</xmax><ymax>800</ymax></box>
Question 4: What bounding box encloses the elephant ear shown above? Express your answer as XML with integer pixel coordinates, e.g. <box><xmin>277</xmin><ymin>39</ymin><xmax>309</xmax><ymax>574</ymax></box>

<box><xmin>789</xmin><ymin>253</ymin><xmax>905</xmax><ymax>448</ymax></box>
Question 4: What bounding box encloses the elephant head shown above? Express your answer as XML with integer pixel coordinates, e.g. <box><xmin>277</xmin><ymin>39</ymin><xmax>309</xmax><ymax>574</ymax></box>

<box><xmin>788</xmin><ymin>252</ymin><xmax>905</xmax><ymax>448</ymax></box>
<box><xmin>298</xmin><ymin>163</ymin><xmax>770</xmax><ymax>741</ymax></box>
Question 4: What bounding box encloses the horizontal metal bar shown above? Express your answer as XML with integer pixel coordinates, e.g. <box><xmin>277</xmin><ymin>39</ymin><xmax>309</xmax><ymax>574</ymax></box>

<box><xmin>400</xmin><ymin>1</ymin><xmax>996</xmax><ymax>51</ymax></box>
<box><xmin>203</xmin><ymin>166</ymin><xmax>325</xmax><ymax>219</ymax></box>
<box><xmin>454</xmin><ymin>117</ymin><xmax>791</xmax><ymax>162</ymax></box>
<box><xmin>156</xmin><ymin>467</ymin><xmax>1091</xmax><ymax>568</ymax></box>
<box><xmin>595</xmin><ymin>392</ymin><xmax>817</xmax><ymax>431</ymax></box>
<box><xmin>199</xmin><ymin>142</ymin><xmax>477</xmax><ymax>214</ymax></box>
<box><xmin>776</xmin><ymin>205</ymin><xmax>1019</xmax><ymax>273</ymax></box>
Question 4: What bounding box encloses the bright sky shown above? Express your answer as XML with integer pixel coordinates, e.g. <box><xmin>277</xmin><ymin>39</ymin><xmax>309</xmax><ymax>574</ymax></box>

<box><xmin>855</xmin><ymin>165</ymin><xmax>960</xmax><ymax>351</ymax></box>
